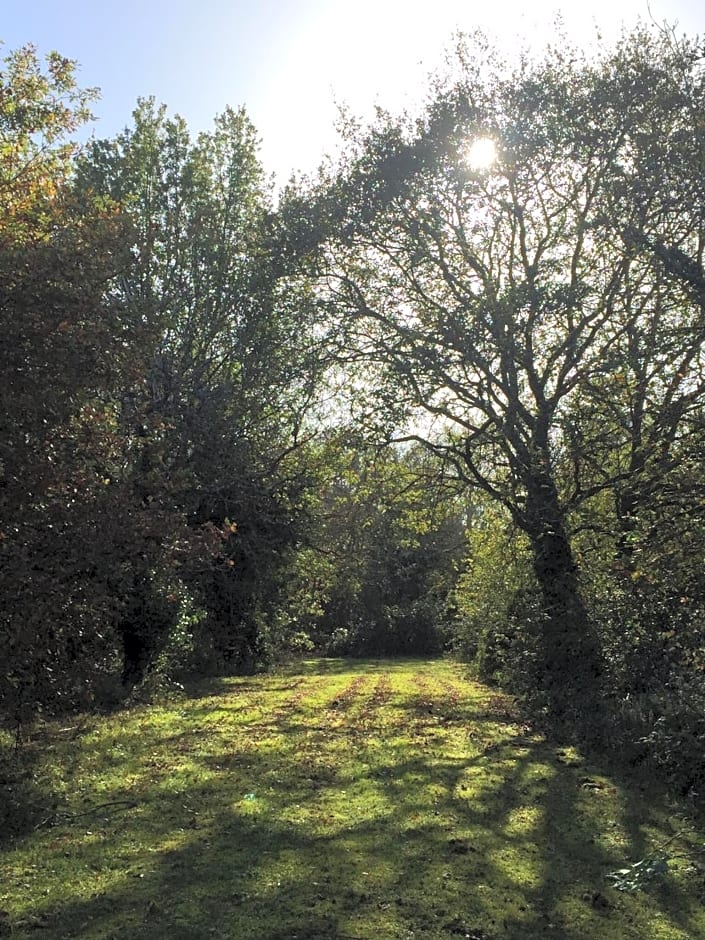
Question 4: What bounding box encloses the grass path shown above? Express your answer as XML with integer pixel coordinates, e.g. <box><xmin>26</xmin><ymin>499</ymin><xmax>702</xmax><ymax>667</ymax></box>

<box><xmin>2</xmin><ymin>658</ymin><xmax>704</xmax><ymax>939</ymax></box>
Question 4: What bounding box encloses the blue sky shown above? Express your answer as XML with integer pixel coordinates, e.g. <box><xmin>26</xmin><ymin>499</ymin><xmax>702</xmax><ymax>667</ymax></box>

<box><xmin>3</xmin><ymin>1</ymin><xmax>704</xmax><ymax>183</ymax></box>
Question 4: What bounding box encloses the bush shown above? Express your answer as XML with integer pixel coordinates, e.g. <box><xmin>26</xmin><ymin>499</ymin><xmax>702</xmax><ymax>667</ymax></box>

<box><xmin>452</xmin><ymin>511</ymin><xmax>540</xmax><ymax>685</ymax></box>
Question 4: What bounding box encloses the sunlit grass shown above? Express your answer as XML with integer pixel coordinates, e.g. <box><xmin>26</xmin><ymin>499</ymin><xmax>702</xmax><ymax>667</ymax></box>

<box><xmin>1</xmin><ymin>658</ymin><xmax>704</xmax><ymax>939</ymax></box>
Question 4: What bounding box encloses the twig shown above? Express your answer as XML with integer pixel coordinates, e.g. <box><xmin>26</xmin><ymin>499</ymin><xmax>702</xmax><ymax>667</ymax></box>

<box><xmin>34</xmin><ymin>799</ymin><xmax>138</xmax><ymax>830</ymax></box>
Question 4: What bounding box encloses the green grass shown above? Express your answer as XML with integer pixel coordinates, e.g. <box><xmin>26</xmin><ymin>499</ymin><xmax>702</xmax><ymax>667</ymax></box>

<box><xmin>2</xmin><ymin>658</ymin><xmax>704</xmax><ymax>939</ymax></box>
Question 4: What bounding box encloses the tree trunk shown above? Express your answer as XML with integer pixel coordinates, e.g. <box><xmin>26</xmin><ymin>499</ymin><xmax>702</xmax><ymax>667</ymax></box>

<box><xmin>523</xmin><ymin>471</ymin><xmax>604</xmax><ymax>724</ymax></box>
<box><xmin>119</xmin><ymin>576</ymin><xmax>168</xmax><ymax>688</ymax></box>
<box><xmin>121</xmin><ymin>624</ymin><xmax>147</xmax><ymax>687</ymax></box>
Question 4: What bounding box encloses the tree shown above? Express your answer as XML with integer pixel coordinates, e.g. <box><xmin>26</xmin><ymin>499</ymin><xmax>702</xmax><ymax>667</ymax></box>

<box><xmin>76</xmin><ymin>100</ymin><xmax>323</xmax><ymax>676</ymax></box>
<box><xmin>307</xmin><ymin>28</ymin><xmax>705</xmax><ymax>720</ymax></box>
<box><xmin>297</xmin><ymin>437</ymin><xmax>465</xmax><ymax>655</ymax></box>
<box><xmin>0</xmin><ymin>45</ymin><xmax>151</xmax><ymax>713</ymax></box>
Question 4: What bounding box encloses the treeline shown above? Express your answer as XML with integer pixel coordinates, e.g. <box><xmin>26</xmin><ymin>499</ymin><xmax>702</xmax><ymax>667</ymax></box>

<box><xmin>2</xmin><ymin>29</ymin><xmax>705</xmax><ymax>792</ymax></box>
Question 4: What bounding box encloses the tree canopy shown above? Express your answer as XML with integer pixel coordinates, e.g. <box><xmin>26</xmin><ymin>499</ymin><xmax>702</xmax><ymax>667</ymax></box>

<box><xmin>298</xmin><ymin>27</ymin><xmax>705</xmax><ymax>722</ymax></box>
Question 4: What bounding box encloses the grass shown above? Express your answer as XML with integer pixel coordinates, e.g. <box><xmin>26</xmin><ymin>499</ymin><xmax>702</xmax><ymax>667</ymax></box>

<box><xmin>1</xmin><ymin>658</ymin><xmax>704</xmax><ymax>939</ymax></box>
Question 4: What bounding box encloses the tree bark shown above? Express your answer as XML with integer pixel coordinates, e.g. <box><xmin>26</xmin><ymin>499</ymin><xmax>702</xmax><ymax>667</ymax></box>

<box><xmin>522</xmin><ymin>471</ymin><xmax>604</xmax><ymax>723</ymax></box>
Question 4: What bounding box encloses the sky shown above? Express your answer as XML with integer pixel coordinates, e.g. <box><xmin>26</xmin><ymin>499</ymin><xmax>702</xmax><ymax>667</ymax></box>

<box><xmin>3</xmin><ymin>1</ymin><xmax>705</xmax><ymax>184</ymax></box>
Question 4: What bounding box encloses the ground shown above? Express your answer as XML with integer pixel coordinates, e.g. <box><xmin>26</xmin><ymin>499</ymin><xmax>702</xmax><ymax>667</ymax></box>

<box><xmin>1</xmin><ymin>658</ymin><xmax>704</xmax><ymax>939</ymax></box>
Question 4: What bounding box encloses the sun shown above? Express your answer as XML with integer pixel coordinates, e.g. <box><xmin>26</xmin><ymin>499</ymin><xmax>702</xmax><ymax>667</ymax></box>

<box><xmin>465</xmin><ymin>136</ymin><xmax>497</xmax><ymax>170</ymax></box>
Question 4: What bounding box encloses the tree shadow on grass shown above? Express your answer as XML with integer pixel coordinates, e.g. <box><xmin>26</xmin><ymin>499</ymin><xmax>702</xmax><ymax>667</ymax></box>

<box><xmin>23</xmin><ymin>748</ymin><xmax>700</xmax><ymax>940</ymax></box>
<box><xmin>461</xmin><ymin>732</ymin><xmax>703</xmax><ymax>939</ymax></box>
<box><xmin>5</xmin><ymin>663</ymin><xmax>704</xmax><ymax>939</ymax></box>
<box><xmin>0</xmin><ymin>742</ymin><xmax>53</xmax><ymax>845</ymax></box>
<box><xmin>0</xmin><ymin>719</ymin><xmax>95</xmax><ymax>846</ymax></box>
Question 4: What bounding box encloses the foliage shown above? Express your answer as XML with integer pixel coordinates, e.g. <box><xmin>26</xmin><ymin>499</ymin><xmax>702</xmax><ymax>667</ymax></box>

<box><xmin>0</xmin><ymin>43</ymin><xmax>97</xmax><ymax>241</ymax></box>
<box><xmin>293</xmin><ymin>438</ymin><xmax>467</xmax><ymax>655</ymax></box>
<box><xmin>1</xmin><ymin>51</ymin><xmax>323</xmax><ymax>713</ymax></box>
<box><xmin>301</xmin><ymin>27</ymin><xmax>705</xmax><ymax>727</ymax></box>
<box><xmin>0</xmin><ymin>45</ymin><xmax>148</xmax><ymax>715</ymax></box>
<box><xmin>608</xmin><ymin>854</ymin><xmax>670</xmax><ymax>893</ymax></box>
<box><xmin>606</xmin><ymin>828</ymin><xmax>695</xmax><ymax>894</ymax></box>
<box><xmin>73</xmin><ymin>99</ymin><xmax>324</xmax><ymax>681</ymax></box>
<box><xmin>452</xmin><ymin>501</ymin><xmax>540</xmax><ymax>685</ymax></box>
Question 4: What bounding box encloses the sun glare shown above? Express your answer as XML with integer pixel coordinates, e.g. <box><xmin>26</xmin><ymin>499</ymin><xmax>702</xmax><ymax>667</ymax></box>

<box><xmin>466</xmin><ymin>137</ymin><xmax>497</xmax><ymax>170</ymax></box>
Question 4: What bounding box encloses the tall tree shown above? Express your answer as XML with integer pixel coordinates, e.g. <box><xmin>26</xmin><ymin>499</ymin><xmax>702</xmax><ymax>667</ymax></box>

<box><xmin>76</xmin><ymin>101</ymin><xmax>322</xmax><ymax>675</ymax></box>
<box><xmin>307</xmin><ymin>28</ymin><xmax>705</xmax><ymax>719</ymax></box>
<box><xmin>0</xmin><ymin>45</ymin><xmax>150</xmax><ymax>713</ymax></box>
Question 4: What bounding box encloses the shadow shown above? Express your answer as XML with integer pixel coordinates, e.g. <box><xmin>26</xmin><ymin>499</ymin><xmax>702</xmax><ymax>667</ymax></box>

<box><xmin>3</xmin><ymin>660</ymin><xmax>704</xmax><ymax>939</ymax></box>
<box><xmin>0</xmin><ymin>739</ymin><xmax>54</xmax><ymax>844</ymax></box>
<box><xmin>0</xmin><ymin>718</ymin><xmax>96</xmax><ymax>846</ymax></box>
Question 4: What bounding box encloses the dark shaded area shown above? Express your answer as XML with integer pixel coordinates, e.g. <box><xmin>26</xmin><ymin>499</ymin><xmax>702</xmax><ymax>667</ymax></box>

<box><xmin>0</xmin><ymin>743</ymin><xmax>52</xmax><ymax>843</ymax></box>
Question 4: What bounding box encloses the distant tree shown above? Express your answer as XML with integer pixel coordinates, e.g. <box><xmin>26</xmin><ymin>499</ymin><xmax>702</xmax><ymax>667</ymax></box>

<box><xmin>295</xmin><ymin>437</ymin><xmax>466</xmax><ymax>656</ymax></box>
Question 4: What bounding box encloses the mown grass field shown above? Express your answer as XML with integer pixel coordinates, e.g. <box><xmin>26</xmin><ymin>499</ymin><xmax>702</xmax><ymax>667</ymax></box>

<box><xmin>1</xmin><ymin>658</ymin><xmax>704</xmax><ymax>939</ymax></box>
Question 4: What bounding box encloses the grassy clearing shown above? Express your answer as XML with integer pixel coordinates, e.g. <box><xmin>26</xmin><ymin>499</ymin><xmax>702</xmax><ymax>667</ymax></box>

<box><xmin>1</xmin><ymin>658</ymin><xmax>704</xmax><ymax>939</ymax></box>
